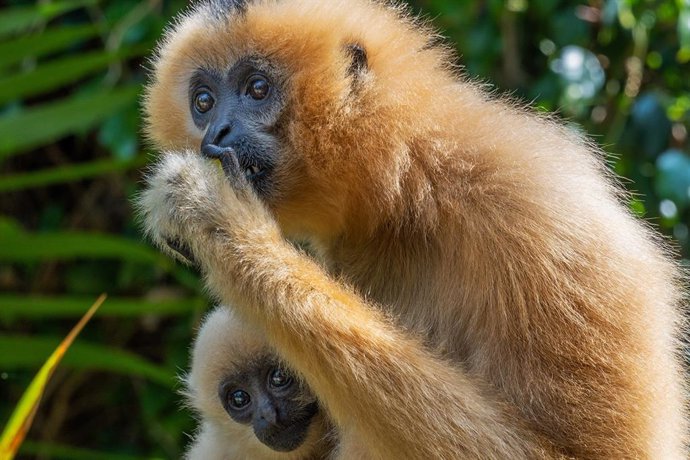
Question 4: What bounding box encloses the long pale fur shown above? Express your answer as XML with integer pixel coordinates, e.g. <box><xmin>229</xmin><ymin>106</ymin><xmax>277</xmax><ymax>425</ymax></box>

<box><xmin>183</xmin><ymin>306</ymin><xmax>331</xmax><ymax>459</ymax></box>
<box><xmin>141</xmin><ymin>0</ymin><xmax>688</xmax><ymax>458</ymax></box>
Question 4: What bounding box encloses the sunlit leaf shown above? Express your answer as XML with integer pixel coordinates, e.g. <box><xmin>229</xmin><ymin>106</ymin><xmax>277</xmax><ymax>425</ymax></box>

<box><xmin>629</xmin><ymin>197</ymin><xmax>646</xmax><ymax>217</ymax></box>
<box><xmin>0</xmin><ymin>334</ymin><xmax>173</xmax><ymax>387</ymax></box>
<box><xmin>679</xmin><ymin>9</ymin><xmax>690</xmax><ymax>53</ymax></box>
<box><xmin>0</xmin><ymin>294</ymin><xmax>105</xmax><ymax>460</ymax></box>
<box><xmin>0</xmin><ymin>295</ymin><xmax>204</xmax><ymax>320</ymax></box>
<box><xmin>676</xmin><ymin>2</ymin><xmax>690</xmax><ymax>62</ymax></box>
<box><xmin>0</xmin><ymin>86</ymin><xmax>140</xmax><ymax>159</ymax></box>
<box><xmin>0</xmin><ymin>25</ymin><xmax>99</xmax><ymax>71</ymax></box>
<box><xmin>667</xmin><ymin>94</ymin><xmax>690</xmax><ymax>122</ymax></box>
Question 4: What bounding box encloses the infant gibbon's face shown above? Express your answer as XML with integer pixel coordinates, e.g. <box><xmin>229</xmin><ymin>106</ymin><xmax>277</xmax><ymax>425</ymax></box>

<box><xmin>187</xmin><ymin>307</ymin><xmax>326</xmax><ymax>455</ymax></box>
<box><xmin>218</xmin><ymin>354</ymin><xmax>319</xmax><ymax>452</ymax></box>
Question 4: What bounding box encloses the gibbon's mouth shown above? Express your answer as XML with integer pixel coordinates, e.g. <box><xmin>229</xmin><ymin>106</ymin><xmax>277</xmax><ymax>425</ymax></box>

<box><xmin>255</xmin><ymin>402</ymin><xmax>319</xmax><ymax>452</ymax></box>
<box><xmin>257</xmin><ymin>424</ymin><xmax>307</xmax><ymax>452</ymax></box>
<box><xmin>201</xmin><ymin>144</ymin><xmax>267</xmax><ymax>183</ymax></box>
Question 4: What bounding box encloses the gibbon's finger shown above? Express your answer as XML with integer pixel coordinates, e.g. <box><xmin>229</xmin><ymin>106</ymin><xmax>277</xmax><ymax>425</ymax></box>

<box><xmin>201</xmin><ymin>144</ymin><xmax>251</xmax><ymax>193</ymax></box>
<box><xmin>163</xmin><ymin>237</ymin><xmax>198</xmax><ymax>266</ymax></box>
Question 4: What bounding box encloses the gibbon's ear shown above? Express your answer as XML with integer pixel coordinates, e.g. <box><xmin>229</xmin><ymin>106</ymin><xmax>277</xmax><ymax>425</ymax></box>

<box><xmin>345</xmin><ymin>43</ymin><xmax>368</xmax><ymax>78</ymax></box>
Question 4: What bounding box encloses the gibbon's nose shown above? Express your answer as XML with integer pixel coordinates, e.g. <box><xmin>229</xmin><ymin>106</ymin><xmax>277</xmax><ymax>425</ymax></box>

<box><xmin>257</xmin><ymin>401</ymin><xmax>278</xmax><ymax>426</ymax></box>
<box><xmin>201</xmin><ymin>121</ymin><xmax>239</xmax><ymax>172</ymax></box>
<box><xmin>202</xmin><ymin>121</ymin><xmax>233</xmax><ymax>149</ymax></box>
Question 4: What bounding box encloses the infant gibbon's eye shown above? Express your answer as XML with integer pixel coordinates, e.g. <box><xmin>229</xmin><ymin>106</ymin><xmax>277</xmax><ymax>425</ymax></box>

<box><xmin>245</xmin><ymin>75</ymin><xmax>270</xmax><ymax>100</ymax></box>
<box><xmin>193</xmin><ymin>88</ymin><xmax>215</xmax><ymax>113</ymax></box>
<box><xmin>268</xmin><ymin>368</ymin><xmax>293</xmax><ymax>388</ymax></box>
<box><xmin>229</xmin><ymin>389</ymin><xmax>251</xmax><ymax>409</ymax></box>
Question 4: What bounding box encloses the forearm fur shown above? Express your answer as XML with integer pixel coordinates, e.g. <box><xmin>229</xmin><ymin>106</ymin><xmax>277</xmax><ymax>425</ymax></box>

<box><xmin>199</xmin><ymin>227</ymin><xmax>558</xmax><ymax>459</ymax></box>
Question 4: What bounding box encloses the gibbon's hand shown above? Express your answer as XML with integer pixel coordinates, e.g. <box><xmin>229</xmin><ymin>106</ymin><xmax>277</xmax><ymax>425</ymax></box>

<box><xmin>200</xmin><ymin>144</ymin><xmax>250</xmax><ymax>191</ymax></box>
<box><xmin>139</xmin><ymin>150</ymin><xmax>279</xmax><ymax>271</ymax></box>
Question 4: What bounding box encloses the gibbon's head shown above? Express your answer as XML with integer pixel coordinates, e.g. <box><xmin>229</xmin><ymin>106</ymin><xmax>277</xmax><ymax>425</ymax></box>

<box><xmin>184</xmin><ymin>307</ymin><xmax>330</xmax><ymax>459</ymax></box>
<box><xmin>144</xmin><ymin>0</ymin><xmax>459</xmax><ymax>241</ymax></box>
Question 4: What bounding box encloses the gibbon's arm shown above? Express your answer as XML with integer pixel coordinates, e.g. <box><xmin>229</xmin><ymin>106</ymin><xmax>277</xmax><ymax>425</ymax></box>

<box><xmin>140</xmin><ymin>151</ymin><xmax>560</xmax><ymax>459</ymax></box>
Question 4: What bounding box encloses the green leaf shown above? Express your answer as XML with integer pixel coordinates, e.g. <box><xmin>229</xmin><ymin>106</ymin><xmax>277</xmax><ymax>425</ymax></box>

<box><xmin>0</xmin><ymin>86</ymin><xmax>140</xmax><ymax>159</ymax></box>
<box><xmin>0</xmin><ymin>230</ymin><xmax>167</xmax><ymax>266</ymax></box>
<box><xmin>0</xmin><ymin>49</ymin><xmax>147</xmax><ymax>105</ymax></box>
<box><xmin>0</xmin><ymin>295</ymin><xmax>204</xmax><ymax>320</ymax></box>
<box><xmin>0</xmin><ymin>335</ymin><xmax>173</xmax><ymax>387</ymax></box>
<box><xmin>0</xmin><ymin>25</ymin><xmax>99</xmax><ymax>71</ymax></box>
<box><xmin>0</xmin><ymin>1</ymin><xmax>98</xmax><ymax>39</ymax></box>
<box><xmin>20</xmin><ymin>441</ymin><xmax>164</xmax><ymax>460</ymax></box>
<box><xmin>679</xmin><ymin>9</ymin><xmax>690</xmax><ymax>49</ymax></box>
<box><xmin>98</xmin><ymin>110</ymin><xmax>141</xmax><ymax>161</ymax></box>
<box><xmin>0</xmin><ymin>222</ymin><xmax>199</xmax><ymax>291</ymax></box>
<box><xmin>0</xmin><ymin>156</ymin><xmax>147</xmax><ymax>192</ymax></box>
<box><xmin>0</xmin><ymin>217</ymin><xmax>23</xmax><ymax>235</ymax></box>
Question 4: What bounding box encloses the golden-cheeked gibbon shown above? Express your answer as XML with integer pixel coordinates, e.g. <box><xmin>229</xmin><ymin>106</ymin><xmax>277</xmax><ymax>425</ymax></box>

<box><xmin>184</xmin><ymin>306</ymin><xmax>332</xmax><ymax>459</ymax></box>
<box><xmin>139</xmin><ymin>0</ymin><xmax>688</xmax><ymax>457</ymax></box>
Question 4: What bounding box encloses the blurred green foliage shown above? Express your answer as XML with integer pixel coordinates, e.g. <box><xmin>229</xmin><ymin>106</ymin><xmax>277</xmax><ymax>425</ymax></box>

<box><xmin>0</xmin><ymin>0</ymin><xmax>688</xmax><ymax>458</ymax></box>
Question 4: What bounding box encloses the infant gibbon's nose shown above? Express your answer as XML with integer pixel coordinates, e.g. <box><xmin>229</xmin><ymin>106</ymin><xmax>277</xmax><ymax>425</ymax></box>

<box><xmin>257</xmin><ymin>401</ymin><xmax>278</xmax><ymax>426</ymax></box>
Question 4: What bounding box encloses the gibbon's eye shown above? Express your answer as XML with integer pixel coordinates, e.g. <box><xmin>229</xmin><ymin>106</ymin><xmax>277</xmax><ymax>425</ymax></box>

<box><xmin>193</xmin><ymin>89</ymin><xmax>215</xmax><ymax>113</ymax></box>
<box><xmin>269</xmin><ymin>368</ymin><xmax>293</xmax><ymax>388</ymax></box>
<box><xmin>229</xmin><ymin>390</ymin><xmax>251</xmax><ymax>409</ymax></box>
<box><xmin>246</xmin><ymin>75</ymin><xmax>270</xmax><ymax>100</ymax></box>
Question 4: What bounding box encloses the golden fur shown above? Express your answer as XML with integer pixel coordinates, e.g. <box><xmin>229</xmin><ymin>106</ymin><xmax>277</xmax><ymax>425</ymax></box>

<box><xmin>140</xmin><ymin>0</ymin><xmax>688</xmax><ymax>457</ymax></box>
<box><xmin>183</xmin><ymin>306</ymin><xmax>331</xmax><ymax>459</ymax></box>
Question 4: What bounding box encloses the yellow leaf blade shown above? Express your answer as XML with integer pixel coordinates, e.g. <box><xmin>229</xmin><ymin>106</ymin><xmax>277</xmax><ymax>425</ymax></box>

<box><xmin>0</xmin><ymin>293</ymin><xmax>106</xmax><ymax>459</ymax></box>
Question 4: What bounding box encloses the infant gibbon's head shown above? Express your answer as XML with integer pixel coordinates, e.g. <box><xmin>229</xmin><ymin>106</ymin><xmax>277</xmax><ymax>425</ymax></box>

<box><xmin>184</xmin><ymin>307</ymin><xmax>330</xmax><ymax>459</ymax></box>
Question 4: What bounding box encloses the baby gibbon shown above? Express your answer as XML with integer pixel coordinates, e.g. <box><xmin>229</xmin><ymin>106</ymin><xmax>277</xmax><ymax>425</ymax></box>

<box><xmin>184</xmin><ymin>306</ymin><xmax>331</xmax><ymax>459</ymax></box>
<box><xmin>140</xmin><ymin>0</ymin><xmax>688</xmax><ymax>457</ymax></box>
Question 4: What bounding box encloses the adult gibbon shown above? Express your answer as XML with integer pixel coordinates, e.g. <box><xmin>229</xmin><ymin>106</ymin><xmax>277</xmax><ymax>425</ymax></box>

<box><xmin>139</xmin><ymin>0</ymin><xmax>688</xmax><ymax>457</ymax></box>
<box><xmin>184</xmin><ymin>306</ymin><xmax>331</xmax><ymax>459</ymax></box>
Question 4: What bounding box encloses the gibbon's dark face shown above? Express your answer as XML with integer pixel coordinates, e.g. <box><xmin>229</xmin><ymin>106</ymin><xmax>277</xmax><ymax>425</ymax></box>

<box><xmin>145</xmin><ymin>0</ymin><xmax>382</xmax><ymax>238</ymax></box>
<box><xmin>218</xmin><ymin>356</ymin><xmax>319</xmax><ymax>452</ymax></box>
<box><xmin>191</xmin><ymin>57</ymin><xmax>285</xmax><ymax>198</ymax></box>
